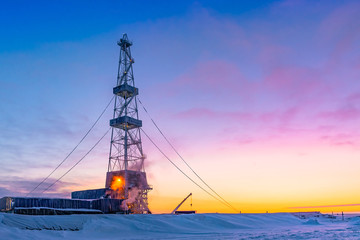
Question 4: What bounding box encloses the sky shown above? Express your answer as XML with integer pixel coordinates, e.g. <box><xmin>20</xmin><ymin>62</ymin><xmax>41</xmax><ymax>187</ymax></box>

<box><xmin>0</xmin><ymin>0</ymin><xmax>360</xmax><ymax>214</ymax></box>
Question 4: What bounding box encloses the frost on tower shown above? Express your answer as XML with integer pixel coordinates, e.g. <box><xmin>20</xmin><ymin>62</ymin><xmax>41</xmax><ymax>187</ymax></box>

<box><xmin>105</xmin><ymin>34</ymin><xmax>152</xmax><ymax>214</ymax></box>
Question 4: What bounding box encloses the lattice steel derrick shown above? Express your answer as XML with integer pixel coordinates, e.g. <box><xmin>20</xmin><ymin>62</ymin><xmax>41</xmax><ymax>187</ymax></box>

<box><xmin>108</xmin><ymin>34</ymin><xmax>144</xmax><ymax>173</ymax></box>
<box><xmin>106</xmin><ymin>34</ymin><xmax>151</xmax><ymax>214</ymax></box>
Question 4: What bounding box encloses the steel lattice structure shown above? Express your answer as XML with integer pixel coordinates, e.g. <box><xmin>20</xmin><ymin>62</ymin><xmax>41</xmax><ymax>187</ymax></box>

<box><xmin>107</xmin><ymin>34</ymin><xmax>151</xmax><ymax>214</ymax></box>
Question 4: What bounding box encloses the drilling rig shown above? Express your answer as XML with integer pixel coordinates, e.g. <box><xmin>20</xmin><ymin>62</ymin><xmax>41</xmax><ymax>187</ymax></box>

<box><xmin>0</xmin><ymin>34</ymin><xmax>152</xmax><ymax>215</ymax></box>
<box><xmin>106</xmin><ymin>33</ymin><xmax>152</xmax><ymax>213</ymax></box>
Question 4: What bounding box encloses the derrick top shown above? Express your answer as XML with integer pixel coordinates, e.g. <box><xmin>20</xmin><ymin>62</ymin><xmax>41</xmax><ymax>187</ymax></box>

<box><xmin>118</xmin><ymin>33</ymin><xmax>132</xmax><ymax>48</ymax></box>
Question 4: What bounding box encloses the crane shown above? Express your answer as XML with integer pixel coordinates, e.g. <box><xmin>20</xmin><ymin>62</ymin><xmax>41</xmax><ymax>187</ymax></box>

<box><xmin>171</xmin><ymin>193</ymin><xmax>195</xmax><ymax>214</ymax></box>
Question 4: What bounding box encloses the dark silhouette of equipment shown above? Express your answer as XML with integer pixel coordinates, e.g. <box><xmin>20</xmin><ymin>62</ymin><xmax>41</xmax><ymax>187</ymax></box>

<box><xmin>171</xmin><ymin>193</ymin><xmax>196</xmax><ymax>214</ymax></box>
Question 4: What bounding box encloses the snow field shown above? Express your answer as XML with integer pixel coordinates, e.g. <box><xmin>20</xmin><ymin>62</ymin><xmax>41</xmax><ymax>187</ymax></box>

<box><xmin>1</xmin><ymin>212</ymin><xmax>360</xmax><ymax>239</ymax></box>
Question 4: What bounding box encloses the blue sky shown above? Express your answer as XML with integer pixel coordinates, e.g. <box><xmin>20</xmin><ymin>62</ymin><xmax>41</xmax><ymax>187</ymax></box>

<box><xmin>0</xmin><ymin>1</ymin><xmax>275</xmax><ymax>52</ymax></box>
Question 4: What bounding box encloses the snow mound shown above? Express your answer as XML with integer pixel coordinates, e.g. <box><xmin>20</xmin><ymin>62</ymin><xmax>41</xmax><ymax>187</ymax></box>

<box><xmin>303</xmin><ymin>219</ymin><xmax>320</xmax><ymax>225</ymax></box>
<box><xmin>2</xmin><ymin>213</ymin><xmax>88</xmax><ymax>230</ymax></box>
<box><xmin>349</xmin><ymin>216</ymin><xmax>360</xmax><ymax>225</ymax></box>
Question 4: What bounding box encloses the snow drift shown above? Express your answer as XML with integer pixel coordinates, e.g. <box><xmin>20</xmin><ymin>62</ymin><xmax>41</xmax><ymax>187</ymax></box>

<box><xmin>0</xmin><ymin>212</ymin><xmax>359</xmax><ymax>239</ymax></box>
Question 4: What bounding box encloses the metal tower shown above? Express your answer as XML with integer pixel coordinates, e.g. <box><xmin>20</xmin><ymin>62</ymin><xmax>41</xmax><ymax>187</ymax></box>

<box><xmin>106</xmin><ymin>34</ymin><xmax>151</xmax><ymax>214</ymax></box>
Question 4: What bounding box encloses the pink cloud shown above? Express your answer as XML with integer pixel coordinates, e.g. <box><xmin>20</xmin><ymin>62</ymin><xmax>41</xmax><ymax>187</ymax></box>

<box><xmin>176</xmin><ymin>106</ymin><xmax>305</xmax><ymax>140</ymax></box>
<box><xmin>172</xmin><ymin>60</ymin><xmax>247</xmax><ymax>92</ymax></box>
<box><xmin>176</xmin><ymin>107</ymin><xmax>300</xmax><ymax>126</ymax></box>
<box><xmin>158</xmin><ymin>2</ymin><xmax>358</xmax><ymax>108</ymax></box>
<box><xmin>258</xmin><ymin>44</ymin><xmax>292</xmax><ymax>69</ymax></box>
<box><xmin>219</xmin><ymin>136</ymin><xmax>254</xmax><ymax>149</ymax></box>
<box><xmin>319</xmin><ymin>106</ymin><xmax>360</xmax><ymax>121</ymax></box>
<box><xmin>0</xmin><ymin>176</ymin><xmax>78</xmax><ymax>198</ymax></box>
<box><xmin>320</xmin><ymin>133</ymin><xmax>357</xmax><ymax>146</ymax></box>
<box><xmin>176</xmin><ymin>108</ymin><xmax>253</xmax><ymax>122</ymax></box>
<box><xmin>170</xmin><ymin>59</ymin><xmax>333</xmax><ymax>109</ymax></box>
<box><xmin>257</xmin><ymin>107</ymin><xmax>300</xmax><ymax>127</ymax></box>
<box><xmin>318</xmin><ymin>2</ymin><xmax>360</xmax><ymax>71</ymax></box>
<box><xmin>319</xmin><ymin>2</ymin><xmax>360</xmax><ymax>40</ymax></box>
<box><xmin>263</xmin><ymin>66</ymin><xmax>330</xmax><ymax>104</ymax></box>
<box><xmin>149</xmin><ymin>3</ymin><xmax>360</xmax><ymax>151</ymax></box>
<box><xmin>347</xmin><ymin>92</ymin><xmax>360</xmax><ymax>104</ymax></box>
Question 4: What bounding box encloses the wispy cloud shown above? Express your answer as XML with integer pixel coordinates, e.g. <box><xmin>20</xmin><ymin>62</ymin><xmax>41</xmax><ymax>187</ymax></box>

<box><xmin>319</xmin><ymin>107</ymin><xmax>360</xmax><ymax>121</ymax></box>
<box><xmin>151</xmin><ymin>1</ymin><xmax>360</xmax><ymax>150</ymax></box>
<box><xmin>0</xmin><ymin>176</ymin><xmax>80</xmax><ymax>198</ymax></box>
<box><xmin>176</xmin><ymin>108</ymin><xmax>253</xmax><ymax>122</ymax></box>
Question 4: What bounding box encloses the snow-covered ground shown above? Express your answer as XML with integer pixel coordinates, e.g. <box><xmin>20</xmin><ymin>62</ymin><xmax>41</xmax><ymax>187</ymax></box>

<box><xmin>1</xmin><ymin>212</ymin><xmax>360</xmax><ymax>239</ymax></box>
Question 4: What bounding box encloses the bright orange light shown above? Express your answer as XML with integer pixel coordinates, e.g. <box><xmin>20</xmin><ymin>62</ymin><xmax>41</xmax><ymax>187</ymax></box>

<box><xmin>110</xmin><ymin>176</ymin><xmax>124</xmax><ymax>191</ymax></box>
